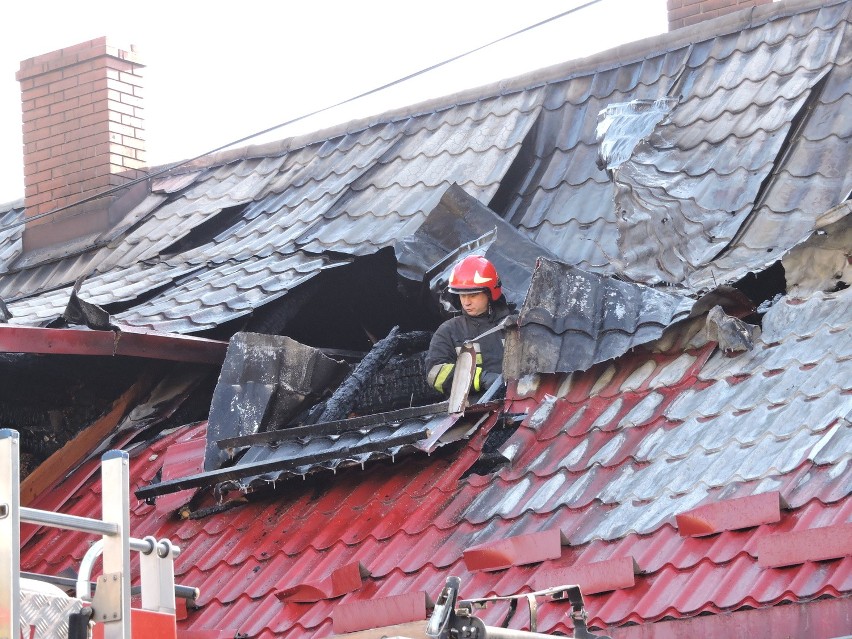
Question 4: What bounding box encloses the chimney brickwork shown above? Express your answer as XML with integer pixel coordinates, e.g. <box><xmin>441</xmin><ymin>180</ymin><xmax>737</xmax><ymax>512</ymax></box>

<box><xmin>668</xmin><ymin>0</ymin><xmax>773</xmax><ymax>30</ymax></box>
<box><xmin>16</xmin><ymin>37</ymin><xmax>146</xmax><ymax>254</ymax></box>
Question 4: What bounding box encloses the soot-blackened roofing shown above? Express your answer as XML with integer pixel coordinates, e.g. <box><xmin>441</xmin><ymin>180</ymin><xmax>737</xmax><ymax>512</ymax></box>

<box><xmin>504</xmin><ymin>257</ymin><xmax>695</xmax><ymax>376</ymax></box>
<box><xmin>19</xmin><ymin>280</ymin><xmax>852</xmax><ymax>637</ymax></box>
<box><xmin>8</xmin><ymin>0</ymin><xmax>852</xmax><ymax>637</ymax></box>
<box><xmin>0</xmin><ymin>0</ymin><xmax>849</xmax><ymax>333</ymax></box>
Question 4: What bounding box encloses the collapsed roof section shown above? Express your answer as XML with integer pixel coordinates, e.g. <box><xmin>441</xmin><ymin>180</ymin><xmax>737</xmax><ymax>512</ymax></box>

<box><xmin>203</xmin><ymin>332</ymin><xmax>351</xmax><ymax>472</ymax></box>
<box><xmin>137</xmin><ymin>323</ymin><xmax>506</xmax><ymax>502</ymax></box>
<box><xmin>136</xmin><ymin>405</ymin><xmax>492</xmax><ymax>502</ymax></box>
<box><xmin>21</xmin><ymin>246</ymin><xmax>852</xmax><ymax>638</ymax></box>
<box><xmin>0</xmin><ymin>0</ymin><xmax>847</xmax><ymax>338</ymax></box>
<box><xmin>394</xmin><ymin>183</ymin><xmax>558</xmax><ymax>310</ymax></box>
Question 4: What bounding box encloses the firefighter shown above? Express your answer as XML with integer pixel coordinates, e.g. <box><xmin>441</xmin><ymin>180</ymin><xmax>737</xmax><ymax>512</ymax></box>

<box><xmin>425</xmin><ymin>255</ymin><xmax>511</xmax><ymax>396</ymax></box>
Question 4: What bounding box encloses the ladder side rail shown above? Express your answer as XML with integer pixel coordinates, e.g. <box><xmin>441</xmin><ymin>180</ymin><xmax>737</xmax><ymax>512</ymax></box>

<box><xmin>100</xmin><ymin>451</ymin><xmax>131</xmax><ymax>639</ymax></box>
<box><xmin>0</xmin><ymin>430</ymin><xmax>20</xmax><ymax>639</ymax></box>
<box><xmin>0</xmin><ymin>432</ymin><xmax>187</xmax><ymax>639</ymax></box>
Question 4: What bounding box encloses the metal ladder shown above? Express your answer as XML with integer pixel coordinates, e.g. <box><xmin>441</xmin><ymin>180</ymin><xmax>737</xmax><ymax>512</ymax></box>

<box><xmin>0</xmin><ymin>429</ymin><xmax>182</xmax><ymax>639</ymax></box>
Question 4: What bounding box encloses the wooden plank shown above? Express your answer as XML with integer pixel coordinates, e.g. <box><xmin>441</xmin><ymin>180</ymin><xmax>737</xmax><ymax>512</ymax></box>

<box><xmin>332</xmin><ymin>591</ymin><xmax>429</xmax><ymax>634</ymax></box>
<box><xmin>20</xmin><ymin>369</ymin><xmax>158</xmax><ymax>506</ymax></box>
<box><xmin>330</xmin><ymin>619</ymin><xmax>427</xmax><ymax>639</ymax></box>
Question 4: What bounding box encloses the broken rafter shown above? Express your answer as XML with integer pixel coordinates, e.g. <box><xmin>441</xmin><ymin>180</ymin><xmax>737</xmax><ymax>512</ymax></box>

<box><xmin>216</xmin><ymin>401</ymin><xmax>450</xmax><ymax>449</ymax></box>
<box><xmin>136</xmin><ymin>428</ymin><xmax>430</xmax><ymax>499</ymax></box>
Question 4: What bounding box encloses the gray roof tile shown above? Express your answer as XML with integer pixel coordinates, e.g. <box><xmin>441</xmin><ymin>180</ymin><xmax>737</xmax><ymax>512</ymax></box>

<box><xmin>477</xmin><ymin>280</ymin><xmax>851</xmax><ymax>545</ymax></box>
<box><xmin>504</xmin><ymin>257</ymin><xmax>694</xmax><ymax>376</ymax></box>
<box><xmin>0</xmin><ymin>205</ymin><xmax>24</xmax><ymax>272</ymax></box>
<box><xmin>0</xmin><ymin>0</ymin><xmax>849</xmax><ymax>339</ymax></box>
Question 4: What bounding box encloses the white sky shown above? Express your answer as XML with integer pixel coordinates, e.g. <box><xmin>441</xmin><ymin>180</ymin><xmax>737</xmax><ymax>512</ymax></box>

<box><xmin>0</xmin><ymin>0</ymin><xmax>667</xmax><ymax>204</ymax></box>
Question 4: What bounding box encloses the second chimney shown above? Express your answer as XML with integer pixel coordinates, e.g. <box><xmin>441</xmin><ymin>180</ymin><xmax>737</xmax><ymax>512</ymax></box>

<box><xmin>668</xmin><ymin>0</ymin><xmax>774</xmax><ymax>31</ymax></box>
<box><xmin>16</xmin><ymin>37</ymin><xmax>146</xmax><ymax>256</ymax></box>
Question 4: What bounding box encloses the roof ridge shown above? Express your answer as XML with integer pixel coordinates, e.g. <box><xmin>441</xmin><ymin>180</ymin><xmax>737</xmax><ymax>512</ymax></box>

<box><xmin>149</xmin><ymin>0</ymin><xmax>844</xmax><ymax>177</ymax></box>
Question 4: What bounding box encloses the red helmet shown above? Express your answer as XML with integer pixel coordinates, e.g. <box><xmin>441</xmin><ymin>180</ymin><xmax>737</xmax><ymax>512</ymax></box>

<box><xmin>448</xmin><ymin>255</ymin><xmax>503</xmax><ymax>301</ymax></box>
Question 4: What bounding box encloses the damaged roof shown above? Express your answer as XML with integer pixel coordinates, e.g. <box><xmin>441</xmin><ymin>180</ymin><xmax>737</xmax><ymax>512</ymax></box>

<box><xmin>1</xmin><ymin>0</ymin><xmax>850</xmax><ymax>332</ymax></box>
<box><xmin>8</xmin><ymin>0</ymin><xmax>852</xmax><ymax>637</ymax></box>
<box><xmin>20</xmin><ymin>272</ymin><xmax>851</xmax><ymax>637</ymax></box>
<box><xmin>504</xmin><ymin>257</ymin><xmax>695</xmax><ymax>376</ymax></box>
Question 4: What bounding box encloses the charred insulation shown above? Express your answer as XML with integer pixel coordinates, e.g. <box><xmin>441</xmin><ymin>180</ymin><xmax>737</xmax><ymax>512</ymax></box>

<box><xmin>0</xmin><ymin>354</ymin><xmax>147</xmax><ymax>473</ymax></box>
<box><xmin>282</xmin><ymin>250</ymin><xmax>437</xmax><ymax>352</ymax></box>
<box><xmin>211</xmin><ymin>248</ymin><xmax>443</xmax><ymax>355</ymax></box>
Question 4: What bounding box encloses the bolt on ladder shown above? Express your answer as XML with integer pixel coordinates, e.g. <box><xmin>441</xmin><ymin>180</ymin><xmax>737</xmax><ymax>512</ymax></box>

<box><xmin>0</xmin><ymin>429</ymin><xmax>184</xmax><ymax>639</ymax></box>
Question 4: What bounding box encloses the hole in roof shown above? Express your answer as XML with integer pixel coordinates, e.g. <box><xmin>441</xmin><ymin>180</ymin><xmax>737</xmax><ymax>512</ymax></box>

<box><xmin>734</xmin><ymin>260</ymin><xmax>786</xmax><ymax>322</ymax></box>
<box><xmin>160</xmin><ymin>204</ymin><xmax>249</xmax><ymax>257</ymax></box>
<box><xmin>0</xmin><ymin>353</ymin><xmax>157</xmax><ymax>474</ymax></box>
<box><xmin>247</xmin><ymin>248</ymin><xmax>442</xmax><ymax>353</ymax></box>
<box><xmin>194</xmin><ymin>248</ymin><xmax>449</xmax><ymax>417</ymax></box>
<box><xmin>461</xmin><ymin>413</ymin><xmax>522</xmax><ymax>478</ymax></box>
<box><xmin>488</xmin><ymin>117</ymin><xmax>543</xmax><ymax>226</ymax></box>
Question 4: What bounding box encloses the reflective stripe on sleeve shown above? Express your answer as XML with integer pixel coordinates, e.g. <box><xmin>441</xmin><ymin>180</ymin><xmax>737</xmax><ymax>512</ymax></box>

<box><xmin>473</xmin><ymin>366</ymin><xmax>483</xmax><ymax>392</ymax></box>
<box><xmin>428</xmin><ymin>363</ymin><xmax>455</xmax><ymax>394</ymax></box>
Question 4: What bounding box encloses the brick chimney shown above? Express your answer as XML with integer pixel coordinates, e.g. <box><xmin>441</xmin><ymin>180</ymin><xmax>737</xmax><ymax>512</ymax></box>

<box><xmin>668</xmin><ymin>0</ymin><xmax>773</xmax><ymax>30</ymax></box>
<box><xmin>16</xmin><ymin>37</ymin><xmax>147</xmax><ymax>257</ymax></box>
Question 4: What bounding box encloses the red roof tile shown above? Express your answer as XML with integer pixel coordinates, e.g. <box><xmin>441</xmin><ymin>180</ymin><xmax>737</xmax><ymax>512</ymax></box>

<box><xmin>463</xmin><ymin>529</ymin><xmax>566</xmax><ymax>572</ymax></box>
<box><xmin>332</xmin><ymin>591</ymin><xmax>430</xmax><ymax>634</ymax></box>
<box><xmin>676</xmin><ymin>491</ymin><xmax>786</xmax><ymax>536</ymax></box>
<box><xmin>156</xmin><ymin>432</ymin><xmax>206</xmax><ymax>514</ymax></box>
<box><xmin>756</xmin><ymin>523</ymin><xmax>852</xmax><ymax>568</ymax></box>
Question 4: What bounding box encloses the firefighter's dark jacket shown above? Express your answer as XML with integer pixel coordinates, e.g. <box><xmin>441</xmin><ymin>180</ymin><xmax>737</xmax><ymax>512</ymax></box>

<box><xmin>424</xmin><ymin>299</ymin><xmax>511</xmax><ymax>395</ymax></box>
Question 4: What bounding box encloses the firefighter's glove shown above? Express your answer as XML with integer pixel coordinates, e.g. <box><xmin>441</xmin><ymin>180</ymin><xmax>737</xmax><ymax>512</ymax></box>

<box><xmin>472</xmin><ymin>367</ymin><xmax>500</xmax><ymax>392</ymax></box>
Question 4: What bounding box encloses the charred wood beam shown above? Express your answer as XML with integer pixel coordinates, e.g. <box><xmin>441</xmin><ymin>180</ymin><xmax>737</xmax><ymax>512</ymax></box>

<box><xmin>312</xmin><ymin>326</ymin><xmax>402</xmax><ymax>423</ymax></box>
<box><xmin>136</xmin><ymin>428</ymin><xmax>429</xmax><ymax>499</ymax></box>
<box><xmin>20</xmin><ymin>368</ymin><xmax>160</xmax><ymax>506</ymax></box>
<box><xmin>217</xmin><ymin>401</ymin><xmax>449</xmax><ymax>449</ymax></box>
<box><xmin>463</xmin><ymin>400</ymin><xmax>504</xmax><ymax>414</ymax></box>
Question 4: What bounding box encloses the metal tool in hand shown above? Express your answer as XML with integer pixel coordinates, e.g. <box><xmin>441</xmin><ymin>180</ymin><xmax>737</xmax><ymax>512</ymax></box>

<box><xmin>447</xmin><ymin>315</ymin><xmax>517</xmax><ymax>414</ymax></box>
